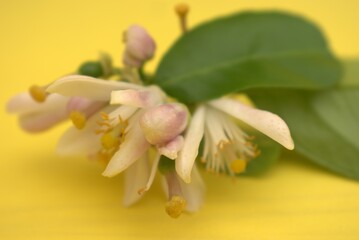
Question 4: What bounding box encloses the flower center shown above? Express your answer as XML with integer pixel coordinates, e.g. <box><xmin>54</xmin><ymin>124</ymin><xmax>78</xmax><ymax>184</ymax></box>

<box><xmin>95</xmin><ymin>112</ymin><xmax>128</xmax><ymax>164</ymax></box>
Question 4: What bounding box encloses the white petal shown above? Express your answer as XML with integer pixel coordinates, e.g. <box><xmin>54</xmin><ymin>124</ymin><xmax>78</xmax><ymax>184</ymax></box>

<box><xmin>138</xmin><ymin>153</ymin><xmax>160</xmax><ymax>194</ymax></box>
<box><xmin>179</xmin><ymin>165</ymin><xmax>206</xmax><ymax>212</ymax></box>
<box><xmin>123</xmin><ymin>155</ymin><xmax>150</xmax><ymax>207</ymax></box>
<box><xmin>102</xmin><ymin>115</ymin><xmax>150</xmax><ymax>177</ymax></box>
<box><xmin>110</xmin><ymin>89</ymin><xmax>153</xmax><ymax>108</ymax></box>
<box><xmin>157</xmin><ymin>135</ymin><xmax>184</xmax><ymax>160</ymax></box>
<box><xmin>7</xmin><ymin>93</ymin><xmax>69</xmax><ymax>115</ymax></box>
<box><xmin>47</xmin><ymin>75</ymin><xmax>143</xmax><ymax>101</ymax></box>
<box><xmin>56</xmin><ymin>106</ymin><xmax>116</xmax><ymax>155</ymax></box>
<box><xmin>110</xmin><ymin>86</ymin><xmax>164</xmax><ymax>108</ymax></box>
<box><xmin>19</xmin><ymin>109</ymin><xmax>68</xmax><ymax>133</ymax></box>
<box><xmin>210</xmin><ymin>98</ymin><xmax>294</xmax><ymax>150</ymax></box>
<box><xmin>176</xmin><ymin>106</ymin><xmax>206</xmax><ymax>183</ymax></box>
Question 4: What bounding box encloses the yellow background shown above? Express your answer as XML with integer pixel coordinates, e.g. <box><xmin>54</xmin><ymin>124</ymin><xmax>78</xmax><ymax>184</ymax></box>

<box><xmin>1</xmin><ymin>0</ymin><xmax>359</xmax><ymax>239</ymax></box>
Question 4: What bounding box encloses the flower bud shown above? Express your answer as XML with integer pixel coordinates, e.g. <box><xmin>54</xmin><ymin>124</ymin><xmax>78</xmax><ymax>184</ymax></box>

<box><xmin>123</xmin><ymin>25</ymin><xmax>156</xmax><ymax>68</ymax></box>
<box><xmin>139</xmin><ymin>103</ymin><xmax>188</xmax><ymax>145</ymax></box>
<box><xmin>78</xmin><ymin>61</ymin><xmax>104</xmax><ymax>78</ymax></box>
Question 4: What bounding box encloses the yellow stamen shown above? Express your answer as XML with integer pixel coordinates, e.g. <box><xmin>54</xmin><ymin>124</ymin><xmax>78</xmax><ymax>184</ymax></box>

<box><xmin>101</xmin><ymin>132</ymin><xmax>119</xmax><ymax>150</ymax></box>
<box><xmin>100</xmin><ymin>112</ymin><xmax>109</xmax><ymax>120</ymax></box>
<box><xmin>29</xmin><ymin>85</ymin><xmax>48</xmax><ymax>103</ymax></box>
<box><xmin>175</xmin><ymin>3</ymin><xmax>189</xmax><ymax>33</ymax></box>
<box><xmin>96</xmin><ymin>120</ymin><xmax>111</xmax><ymax>128</ymax></box>
<box><xmin>70</xmin><ymin>111</ymin><xmax>87</xmax><ymax>129</ymax></box>
<box><xmin>218</xmin><ymin>140</ymin><xmax>230</xmax><ymax>150</ymax></box>
<box><xmin>165</xmin><ymin>195</ymin><xmax>187</xmax><ymax>219</ymax></box>
<box><xmin>175</xmin><ymin>3</ymin><xmax>189</xmax><ymax>17</ymax></box>
<box><xmin>230</xmin><ymin>159</ymin><xmax>247</xmax><ymax>174</ymax></box>
<box><xmin>96</xmin><ymin>151</ymin><xmax>111</xmax><ymax>166</ymax></box>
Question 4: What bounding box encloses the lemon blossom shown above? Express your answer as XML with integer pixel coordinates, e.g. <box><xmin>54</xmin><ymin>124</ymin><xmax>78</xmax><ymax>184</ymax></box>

<box><xmin>46</xmin><ymin>74</ymin><xmax>204</xmax><ymax>217</ymax></box>
<box><xmin>7</xmin><ymin>92</ymin><xmax>70</xmax><ymax>132</ymax></box>
<box><xmin>176</xmin><ymin>97</ymin><xmax>294</xmax><ymax>183</ymax></box>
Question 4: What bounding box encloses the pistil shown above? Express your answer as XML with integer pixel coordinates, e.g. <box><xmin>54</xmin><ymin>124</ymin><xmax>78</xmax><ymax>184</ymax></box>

<box><xmin>164</xmin><ymin>170</ymin><xmax>187</xmax><ymax>218</ymax></box>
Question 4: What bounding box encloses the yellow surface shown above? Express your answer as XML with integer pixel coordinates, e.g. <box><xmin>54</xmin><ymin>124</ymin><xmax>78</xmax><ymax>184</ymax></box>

<box><xmin>1</xmin><ymin>0</ymin><xmax>359</xmax><ymax>239</ymax></box>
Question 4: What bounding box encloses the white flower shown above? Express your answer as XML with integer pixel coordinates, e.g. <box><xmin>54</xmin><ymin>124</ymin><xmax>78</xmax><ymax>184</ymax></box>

<box><xmin>47</xmin><ymin>75</ymin><xmax>202</xmax><ymax>216</ymax></box>
<box><xmin>176</xmin><ymin>96</ymin><xmax>294</xmax><ymax>183</ymax></box>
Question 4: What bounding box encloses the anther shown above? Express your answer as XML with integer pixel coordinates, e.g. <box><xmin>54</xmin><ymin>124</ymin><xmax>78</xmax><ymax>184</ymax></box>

<box><xmin>100</xmin><ymin>112</ymin><xmax>110</xmax><ymax>120</ymax></box>
<box><xmin>69</xmin><ymin>111</ymin><xmax>87</xmax><ymax>129</ymax></box>
<box><xmin>175</xmin><ymin>3</ymin><xmax>189</xmax><ymax>17</ymax></box>
<box><xmin>29</xmin><ymin>85</ymin><xmax>48</xmax><ymax>103</ymax></box>
<box><xmin>96</xmin><ymin>151</ymin><xmax>111</xmax><ymax>166</ymax></box>
<box><xmin>230</xmin><ymin>159</ymin><xmax>247</xmax><ymax>174</ymax></box>
<box><xmin>101</xmin><ymin>132</ymin><xmax>119</xmax><ymax>150</ymax></box>
<box><xmin>165</xmin><ymin>195</ymin><xmax>187</xmax><ymax>219</ymax></box>
<box><xmin>175</xmin><ymin>3</ymin><xmax>189</xmax><ymax>33</ymax></box>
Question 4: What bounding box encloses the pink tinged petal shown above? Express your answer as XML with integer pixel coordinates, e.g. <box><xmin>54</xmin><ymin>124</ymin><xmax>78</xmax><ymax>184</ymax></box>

<box><xmin>46</xmin><ymin>75</ymin><xmax>143</xmax><ymax>101</ymax></box>
<box><xmin>139</xmin><ymin>103</ymin><xmax>188</xmax><ymax>145</ymax></box>
<box><xmin>123</xmin><ymin>155</ymin><xmax>150</xmax><ymax>207</ymax></box>
<box><xmin>179</xmin><ymin>166</ymin><xmax>206</xmax><ymax>212</ymax></box>
<box><xmin>210</xmin><ymin>98</ymin><xmax>294</xmax><ymax>150</ymax></box>
<box><xmin>19</xmin><ymin>110</ymin><xmax>68</xmax><ymax>133</ymax></box>
<box><xmin>110</xmin><ymin>89</ymin><xmax>152</xmax><ymax>108</ymax></box>
<box><xmin>102</xmin><ymin>118</ymin><xmax>150</xmax><ymax>177</ymax></box>
<box><xmin>66</xmin><ymin>97</ymin><xmax>106</xmax><ymax>118</ymax></box>
<box><xmin>176</xmin><ymin>106</ymin><xmax>206</xmax><ymax>183</ymax></box>
<box><xmin>7</xmin><ymin>93</ymin><xmax>69</xmax><ymax>115</ymax></box>
<box><xmin>158</xmin><ymin>136</ymin><xmax>184</xmax><ymax>160</ymax></box>
<box><xmin>138</xmin><ymin>153</ymin><xmax>160</xmax><ymax>194</ymax></box>
<box><xmin>110</xmin><ymin>86</ymin><xmax>164</xmax><ymax>108</ymax></box>
<box><xmin>57</xmin><ymin>106</ymin><xmax>116</xmax><ymax>155</ymax></box>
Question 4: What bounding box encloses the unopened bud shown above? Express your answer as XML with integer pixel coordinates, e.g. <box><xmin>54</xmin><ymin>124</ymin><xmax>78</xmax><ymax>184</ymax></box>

<box><xmin>78</xmin><ymin>61</ymin><xmax>104</xmax><ymax>78</ymax></box>
<box><xmin>140</xmin><ymin>103</ymin><xmax>188</xmax><ymax>145</ymax></box>
<box><xmin>123</xmin><ymin>25</ymin><xmax>156</xmax><ymax>68</ymax></box>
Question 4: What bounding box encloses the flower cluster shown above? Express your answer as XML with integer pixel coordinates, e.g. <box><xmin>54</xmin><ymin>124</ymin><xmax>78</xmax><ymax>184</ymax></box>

<box><xmin>7</xmin><ymin>10</ymin><xmax>294</xmax><ymax>218</ymax></box>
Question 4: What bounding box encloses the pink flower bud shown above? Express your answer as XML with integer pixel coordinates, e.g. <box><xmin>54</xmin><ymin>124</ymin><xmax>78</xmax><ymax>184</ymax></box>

<box><xmin>139</xmin><ymin>103</ymin><xmax>188</xmax><ymax>145</ymax></box>
<box><xmin>123</xmin><ymin>25</ymin><xmax>156</xmax><ymax>68</ymax></box>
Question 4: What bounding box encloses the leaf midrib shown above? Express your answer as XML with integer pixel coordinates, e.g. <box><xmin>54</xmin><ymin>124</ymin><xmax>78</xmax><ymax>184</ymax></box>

<box><xmin>157</xmin><ymin>49</ymin><xmax>330</xmax><ymax>86</ymax></box>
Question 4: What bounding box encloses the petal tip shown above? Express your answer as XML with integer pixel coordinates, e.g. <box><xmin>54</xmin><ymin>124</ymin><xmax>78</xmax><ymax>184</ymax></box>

<box><xmin>176</xmin><ymin>167</ymin><xmax>192</xmax><ymax>183</ymax></box>
<box><xmin>285</xmin><ymin>140</ymin><xmax>295</xmax><ymax>150</ymax></box>
<box><xmin>102</xmin><ymin>169</ymin><xmax>116</xmax><ymax>177</ymax></box>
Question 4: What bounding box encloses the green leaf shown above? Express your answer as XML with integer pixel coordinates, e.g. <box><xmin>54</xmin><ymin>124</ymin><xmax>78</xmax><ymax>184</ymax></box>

<box><xmin>154</xmin><ymin>11</ymin><xmax>341</xmax><ymax>103</ymax></box>
<box><xmin>312</xmin><ymin>90</ymin><xmax>359</xmax><ymax>150</ymax></box>
<box><xmin>249</xmin><ymin>89</ymin><xmax>359</xmax><ymax>180</ymax></box>
<box><xmin>243</xmin><ymin>131</ymin><xmax>281</xmax><ymax>176</ymax></box>
<box><xmin>340</xmin><ymin>58</ymin><xmax>359</xmax><ymax>87</ymax></box>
